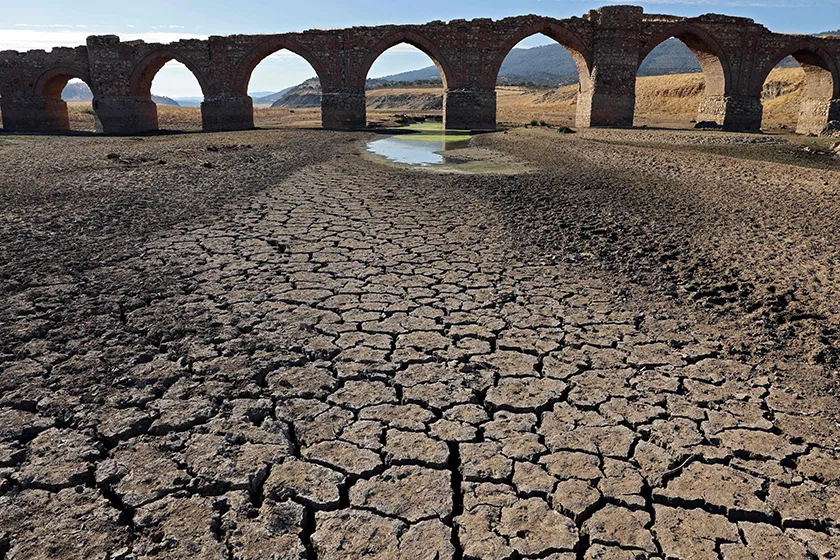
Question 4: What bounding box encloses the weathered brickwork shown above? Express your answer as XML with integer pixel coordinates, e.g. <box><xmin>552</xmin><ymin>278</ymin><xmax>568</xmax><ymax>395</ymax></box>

<box><xmin>1</xmin><ymin>5</ymin><xmax>838</xmax><ymax>134</ymax></box>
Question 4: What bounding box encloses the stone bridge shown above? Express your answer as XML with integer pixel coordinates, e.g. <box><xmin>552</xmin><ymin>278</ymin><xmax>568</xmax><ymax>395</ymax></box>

<box><xmin>1</xmin><ymin>5</ymin><xmax>838</xmax><ymax>135</ymax></box>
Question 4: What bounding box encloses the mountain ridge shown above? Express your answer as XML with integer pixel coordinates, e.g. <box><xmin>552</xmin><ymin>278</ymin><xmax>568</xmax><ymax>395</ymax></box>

<box><xmin>62</xmin><ymin>82</ymin><xmax>180</xmax><ymax>106</ymax></box>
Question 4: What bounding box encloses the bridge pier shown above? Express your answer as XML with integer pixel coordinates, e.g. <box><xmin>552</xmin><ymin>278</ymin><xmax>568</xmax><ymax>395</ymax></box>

<box><xmin>321</xmin><ymin>89</ymin><xmax>366</xmax><ymax>129</ymax></box>
<box><xmin>201</xmin><ymin>95</ymin><xmax>254</xmax><ymax>132</ymax></box>
<box><xmin>92</xmin><ymin>97</ymin><xmax>158</xmax><ymax>134</ymax></box>
<box><xmin>443</xmin><ymin>88</ymin><xmax>497</xmax><ymax>131</ymax></box>
<box><xmin>0</xmin><ymin>94</ymin><xmax>70</xmax><ymax>132</ymax></box>
<box><xmin>578</xmin><ymin>5</ymin><xmax>643</xmax><ymax>128</ymax></box>
<box><xmin>797</xmin><ymin>99</ymin><xmax>840</xmax><ymax>135</ymax></box>
<box><xmin>697</xmin><ymin>94</ymin><xmax>763</xmax><ymax>132</ymax></box>
<box><xmin>579</xmin><ymin>89</ymin><xmax>636</xmax><ymax>128</ymax></box>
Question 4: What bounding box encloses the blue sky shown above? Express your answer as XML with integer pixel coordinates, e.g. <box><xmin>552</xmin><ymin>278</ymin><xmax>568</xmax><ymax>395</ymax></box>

<box><xmin>3</xmin><ymin>0</ymin><xmax>837</xmax><ymax>97</ymax></box>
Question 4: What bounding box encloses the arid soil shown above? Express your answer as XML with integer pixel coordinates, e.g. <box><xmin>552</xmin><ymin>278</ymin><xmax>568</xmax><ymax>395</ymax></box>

<box><xmin>474</xmin><ymin>128</ymin><xmax>840</xmax><ymax>381</ymax></box>
<box><xmin>1</xmin><ymin>127</ymin><xmax>839</xmax><ymax>559</ymax></box>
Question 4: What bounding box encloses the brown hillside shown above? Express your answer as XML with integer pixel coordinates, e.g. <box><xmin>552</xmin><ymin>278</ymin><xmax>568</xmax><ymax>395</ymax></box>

<box><xmin>494</xmin><ymin>67</ymin><xmax>806</xmax><ymax>127</ymax></box>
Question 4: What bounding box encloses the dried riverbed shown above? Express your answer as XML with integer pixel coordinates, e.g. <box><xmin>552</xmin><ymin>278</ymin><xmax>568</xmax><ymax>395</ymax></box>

<box><xmin>0</xmin><ymin>127</ymin><xmax>838</xmax><ymax>559</ymax></box>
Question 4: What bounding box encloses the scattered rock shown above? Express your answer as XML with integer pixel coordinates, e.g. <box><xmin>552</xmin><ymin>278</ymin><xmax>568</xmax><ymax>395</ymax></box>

<box><xmin>820</xmin><ymin>120</ymin><xmax>840</xmax><ymax>137</ymax></box>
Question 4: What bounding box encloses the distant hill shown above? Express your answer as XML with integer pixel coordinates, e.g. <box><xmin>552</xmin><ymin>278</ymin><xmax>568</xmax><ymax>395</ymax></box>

<box><xmin>152</xmin><ymin>96</ymin><xmax>180</xmax><ymax>106</ymax></box>
<box><xmin>61</xmin><ymin>82</ymin><xmax>94</xmax><ymax>102</ymax></box>
<box><xmin>172</xmin><ymin>97</ymin><xmax>203</xmax><ymax>107</ymax></box>
<box><xmin>638</xmin><ymin>39</ymin><xmax>701</xmax><ymax>76</ymax></box>
<box><xmin>253</xmin><ymin>87</ymin><xmax>297</xmax><ymax>105</ymax></box>
<box><xmin>62</xmin><ymin>82</ymin><xmax>180</xmax><ymax>106</ymax></box>
<box><xmin>375</xmin><ymin>66</ymin><xmax>440</xmax><ymax>82</ymax></box>
<box><xmin>271</xmin><ymin>78</ymin><xmax>321</xmax><ymax>108</ymax></box>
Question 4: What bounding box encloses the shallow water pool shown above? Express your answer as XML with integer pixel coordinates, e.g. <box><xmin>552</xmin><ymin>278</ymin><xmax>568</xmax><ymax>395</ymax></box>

<box><xmin>366</xmin><ymin>123</ymin><xmax>471</xmax><ymax>166</ymax></box>
<box><xmin>367</xmin><ymin>136</ymin><xmax>445</xmax><ymax>166</ymax></box>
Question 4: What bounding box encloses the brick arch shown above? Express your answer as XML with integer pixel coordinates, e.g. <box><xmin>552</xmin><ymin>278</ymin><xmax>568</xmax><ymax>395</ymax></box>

<box><xmin>357</xmin><ymin>30</ymin><xmax>453</xmax><ymax>89</ymax></box>
<box><xmin>233</xmin><ymin>37</ymin><xmax>327</xmax><ymax>96</ymax></box>
<box><xmin>33</xmin><ymin>65</ymin><xmax>91</xmax><ymax>99</ymax></box>
<box><xmin>751</xmin><ymin>39</ymin><xmax>839</xmax><ymax>99</ymax></box>
<box><xmin>129</xmin><ymin>49</ymin><xmax>210</xmax><ymax>100</ymax></box>
<box><xmin>640</xmin><ymin>23</ymin><xmax>731</xmax><ymax>97</ymax></box>
<box><xmin>491</xmin><ymin>21</ymin><xmax>592</xmax><ymax>90</ymax></box>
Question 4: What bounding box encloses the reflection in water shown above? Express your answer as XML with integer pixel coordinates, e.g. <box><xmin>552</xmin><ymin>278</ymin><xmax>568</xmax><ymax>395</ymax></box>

<box><xmin>367</xmin><ymin>137</ymin><xmax>445</xmax><ymax>166</ymax></box>
<box><xmin>366</xmin><ymin>125</ymin><xmax>471</xmax><ymax>166</ymax></box>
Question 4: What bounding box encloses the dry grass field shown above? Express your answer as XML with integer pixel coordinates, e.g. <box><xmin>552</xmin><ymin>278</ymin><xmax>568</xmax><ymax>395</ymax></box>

<box><xmin>494</xmin><ymin>67</ymin><xmax>807</xmax><ymax>128</ymax></box>
<box><xmin>3</xmin><ymin>67</ymin><xmax>806</xmax><ymax>133</ymax></box>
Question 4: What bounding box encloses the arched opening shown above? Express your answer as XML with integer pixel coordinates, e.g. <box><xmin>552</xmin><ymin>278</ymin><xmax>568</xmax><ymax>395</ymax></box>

<box><xmin>634</xmin><ymin>29</ymin><xmax>729</xmax><ymax>129</ymax></box>
<box><xmin>57</xmin><ymin>78</ymin><xmax>97</xmax><ymax>132</ymax></box>
<box><xmin>130</xmin><ymin>53</ymin><xmax>208</xmax><ymax>132</ymax></box>
<box><xmin>362</xmin><ymin>34</ymin><xmax>451</xmax><ymax>128</ymax></box>
<box><xmin>30</xmin><ymin>68</ymin><xmax>96</xmax><ymax>133</ymax></box>
<box><xmin>243</xmin><ymin>48</ymin><xmax>324</xmax><ymax>129</ymax></box>
<box><xmin>757</xmin><ymin>45</ymin><xmax>838</xmax><ymax>135</ymax></box>
<box><xmin>493</xmin><ymin>33</ymin><xmax>589</xmax><ymax>128</ymax></box>
<box><xmin>492</xmin><ymin>25</ymin><xmax>591</xmax><ymax>129</ymax></box>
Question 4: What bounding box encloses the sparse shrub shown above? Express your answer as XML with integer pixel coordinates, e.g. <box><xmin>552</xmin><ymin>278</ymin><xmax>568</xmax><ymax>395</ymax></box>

<box><xmin>82</xmin><ymin>108</ymin><xmax>95</xmax><ymax>115</ymax></box>
<box><xmin>539</xmin><ymin>120</ymin><xmax>549</xmax><ymax>127</ymax></box>
<box><xmin>557</xmin><ymin>126</ymin><xmax>575</xmax><ymax>134</ymax></box>
<box><xmin>530</xmin><ymin>119</ymin><xmax>539</xmax><ymax>127</ymax></box>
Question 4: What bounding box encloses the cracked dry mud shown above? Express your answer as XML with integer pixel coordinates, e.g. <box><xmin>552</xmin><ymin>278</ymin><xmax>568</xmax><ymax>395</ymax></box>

<box><xmin>1</xmin><ymin>128</ymin><xmax>839</xmax><ymax>560</ymax></box>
